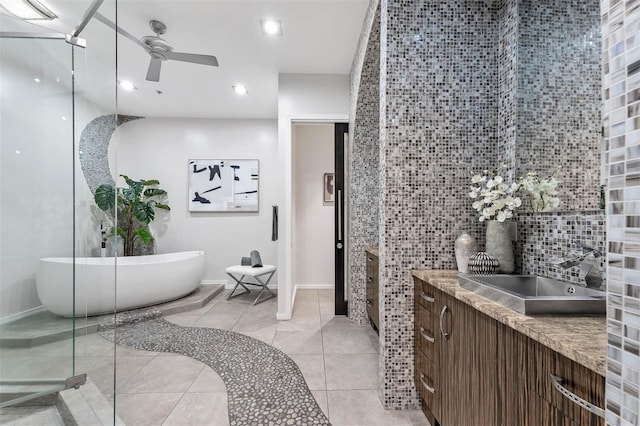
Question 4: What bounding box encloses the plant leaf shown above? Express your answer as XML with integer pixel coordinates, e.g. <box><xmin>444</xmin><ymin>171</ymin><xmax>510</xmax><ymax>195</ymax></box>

<box><xmin>144</xmin><ymin>188</ymin><xmax>167</xmax><ymax>198</ymax></box>
<box><xmin>94</xmin><ymin>184</ymin><xmax>116</xmax><ymax>211</ymax></box>
<box><xmin>155</xmin><ymin>203</ymin><xmax>171</xmax><ymax>211</ymax></box>
<box><xmin>133</xmin><ymin>227</ymin><xmax>153</xmax><ymax>244</ymax></box>
<box><xmin>143</xmin><ymin>179</ymin><xmax>160</xmax><ymax>186</ymax></box>
<box><xmin>119</xmin><ymin>174</ymin><xmax>134</xmax><ymax>186</ymax></box>
<box><xmin>122</xmin><ymin>180</ymin><xmax>144</xmax><ymax>201</ymax></box>
<box><xmin>133</xmin><ymin>202</ymin><xmax>155</xmax><ymax>224</ymax></box>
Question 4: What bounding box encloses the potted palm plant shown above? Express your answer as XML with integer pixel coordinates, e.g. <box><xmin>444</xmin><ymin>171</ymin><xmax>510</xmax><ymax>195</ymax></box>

<box><xmin>94</xmin><ymin>175</ymin><xmax>170</xmax><ymax>256</ymax></box>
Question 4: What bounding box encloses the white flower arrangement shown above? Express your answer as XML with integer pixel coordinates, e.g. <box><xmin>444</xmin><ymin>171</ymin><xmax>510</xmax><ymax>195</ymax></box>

<box><xmin>519</xmin><ymin>170</ymin><xmax>560</xmax><ymax>212</ymax></box>
<box><xmin>469</xmin><ymin>167</ymin><xmax>560</xmax><ymax>222</ymax></box>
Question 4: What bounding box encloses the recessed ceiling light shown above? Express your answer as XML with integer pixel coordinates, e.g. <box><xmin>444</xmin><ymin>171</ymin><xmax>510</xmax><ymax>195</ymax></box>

<box><xmin>34</xmin><ymin>77</ymin><xmax>40</xmax><ymax>83</ymax></box>
<box><xmin>0</xmin><ymin>0</ymin><xmax>57</xmax><ymax>20</ymax></box>
<box><xmin>15</xmin><ymin>150</ymin><xmax>20</xmax><ymax>154</ymax></box>
<box><xmin>233</xmin><ymin>85</ymin><xmax>248</xmax><ymax>95</ymax></box>
<box><xmin>260</xmin><ymin>19</ymin><xmax>282</xmax><ymax>36</ymax></box>
<box><xmin>61</xmin><ymin>116</ymin><xmax>67</xmax><ymax>121</ymax></box>
<box><xmin>118</xmin><ymin>80</ymin><xmax>137</xmax><ymax>91</ymax></box>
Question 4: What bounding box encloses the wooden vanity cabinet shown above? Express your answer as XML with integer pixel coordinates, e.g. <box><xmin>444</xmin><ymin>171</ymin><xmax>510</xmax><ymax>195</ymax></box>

<box><xmin>498</xmin><ymin>323</ymin><xmax>605</xmax><ymax>426</ymax></box>
<box><xmin>414</xmin><ymin>277</ymin><xmax>605</xmax><ymax>426</ymax></box>
<box><xmin>365</xmin><ymin>251</ymin><xmax>379</xmax><ymax>329</ymax></box>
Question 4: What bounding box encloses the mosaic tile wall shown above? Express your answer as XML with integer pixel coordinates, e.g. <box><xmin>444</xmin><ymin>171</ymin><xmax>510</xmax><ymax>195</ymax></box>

<box><xmin>497</xmin><ymin>0</ymin><xmax>601</xmax><ymax>210</ymax></box>
<box><xmin>350</xmin><ymin>0</ymin><xmax>607</xmax><ymax>411</ymax></box>
<box><xmin>378</xmin><ymin>0</ymin><xmax>498</xmax><ymax>409</ymax></box>
<box><xmin>602</xmin><ymin>0</ymin><xmax>640</xmax><ymax>424</ymax></box>
<box><xmin>349</xmin><ymin>0</ymin><xmax>380</xmax><ymax>326</ymax></box>
<box><xmin>516</xmin><ymin>0</ymin><xmax>601</xmax><ymax>211</ymax></box>
<box><xmin>515</xmin><ymin>211</ymin><xmax>606</xmax><ymax>286</ymax></box>
<box><xmin>497</xmin><ymin>0</ymin><xmax>518</xmax><ymax>181</ymax></box>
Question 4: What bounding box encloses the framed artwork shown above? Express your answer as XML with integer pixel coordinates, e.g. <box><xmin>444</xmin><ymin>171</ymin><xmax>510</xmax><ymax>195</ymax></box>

<box><xmin>188</xmin><ymin>159</ymin><xmax>259</xmax><ymax>212</ymax></box>
<box><xmin>324</xmin><ymin>173</ymin><xmax>334</xmax><ymax>203</ymax></box>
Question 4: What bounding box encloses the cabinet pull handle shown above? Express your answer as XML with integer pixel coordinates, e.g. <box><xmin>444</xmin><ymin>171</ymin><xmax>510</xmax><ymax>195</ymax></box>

<box><xmin>366</xmin><ymin>300</ymin><xmax>373</xmax><ymax>307</ymax></box>
<box><xmin>419</xmin><ymin>373</ymin><xmax>435</xmax><ymax>394</ymax></box>
<box><xmin>439</xmin><ymin>305</ymin><xmax>450</xmax><ymax>340</ymax></box>
<box><xmin>367</xmin><ymin>277</ymin><xmax>373</xmax><ymax>282</ymax></box>
<box><xmin>420</xmin><ymin>292</ymin><xmax>435</xmax><ymax>303</ymax></box>
<box><xmin>549</xmin><ymin>374</ymin><xmax>605</xmax><ymax>418</ymax></box>
<box><xmin>420</xmin><ymin>327</ymin><xmax>435</xmax><ymax>343</ymax></box>
<box><xmin>367</xmin><ymin>256</ymin><xmax>373</xmax><ymax>262</ymax></box>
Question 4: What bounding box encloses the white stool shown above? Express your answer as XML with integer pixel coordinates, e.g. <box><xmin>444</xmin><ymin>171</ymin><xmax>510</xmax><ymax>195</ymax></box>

<box><xmin>225</xmin><ymin>265</ymin><xmax>277</xmax><ymax>305</ymax></box>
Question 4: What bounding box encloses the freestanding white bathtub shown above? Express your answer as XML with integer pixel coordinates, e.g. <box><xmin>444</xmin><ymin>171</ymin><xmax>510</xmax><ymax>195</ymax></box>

<box><xmin>36</xmin><ymin>251</ymin><xmax>205</xmax><ymax>317</ymax></box>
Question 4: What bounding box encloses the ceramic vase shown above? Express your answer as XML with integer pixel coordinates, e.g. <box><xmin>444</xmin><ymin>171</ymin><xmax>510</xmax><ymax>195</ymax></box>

<box><xmin>455</xmin><ymin>233</ymin><xmax>478</xmax><ymax>273</ymax></box>
<box><xmin>468</xmin><ymin>252</ymin><xmax>499</xmax><ymax>275</ymax></box>
<box><xmin>485</xmin><ymin>220</ymin><xmax>514</xmax><ymax>273</ymax></box>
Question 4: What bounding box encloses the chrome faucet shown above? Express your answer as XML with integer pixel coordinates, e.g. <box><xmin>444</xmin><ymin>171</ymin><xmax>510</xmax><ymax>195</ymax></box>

<box><xmin>550</xmin><ymin>243</ymin><xmax>603</xmax><ymax>289</ymax></box>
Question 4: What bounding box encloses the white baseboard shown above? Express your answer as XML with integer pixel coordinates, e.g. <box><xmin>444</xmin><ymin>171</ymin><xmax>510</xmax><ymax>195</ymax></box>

<box><xmin>276</xmin><ymin>312</ymin><xmax>292</xmax><ymax>321</ymax></box>
<box><xmin>291</xmin><ymin>284</ymin><xmax>298</xmax><ymax>307</ymax></box>
<box><xmin>295</xmin><ymin>284</ymin><xmax>335</xmax><ymax>290</ymax></box>
<box><xmin>200</xmin><ymin>279</ymin><xmax>227</xmax><ymax>286</ymax></box>
<box><xmin>0</xmin><ymin>305</ymin><xmax>46</xmax><ymax>325</ymax></box>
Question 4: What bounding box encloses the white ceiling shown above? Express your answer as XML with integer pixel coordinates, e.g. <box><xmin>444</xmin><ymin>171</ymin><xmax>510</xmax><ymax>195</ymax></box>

<box><xmin>1</xmin><ymin>0</ymin><xmax>368</xmax><ymax>118</ymax></box>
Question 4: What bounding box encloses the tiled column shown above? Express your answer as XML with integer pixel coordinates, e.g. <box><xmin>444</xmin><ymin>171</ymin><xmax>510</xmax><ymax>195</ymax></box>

<box><xmin>377</xmin><ymin>0</ymin><xmax>498</xmax><ymax>409</ymax></box>
<box><xmin>349</xmin><ymin>3</ymin><xmax>381</xmax><ymax>326</ymax></box>
<box><xmin>603</xmin><ymin>0</ymin><xmax>640</xmax><ymax>424</ymax></box>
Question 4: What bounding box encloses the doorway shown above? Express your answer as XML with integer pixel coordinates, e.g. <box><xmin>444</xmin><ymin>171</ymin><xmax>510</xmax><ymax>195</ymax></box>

<box><xmin>291</xmin><ymin>122</ymin><xmax>348</xmax><ymax>315</ymax></box>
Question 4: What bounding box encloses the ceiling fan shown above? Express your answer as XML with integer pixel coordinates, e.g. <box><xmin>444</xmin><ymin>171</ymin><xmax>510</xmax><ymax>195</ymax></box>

<box><xmin>94</xmin><ymin>13</ymin><xmax>219</xmax><ymax>82</ymax></box>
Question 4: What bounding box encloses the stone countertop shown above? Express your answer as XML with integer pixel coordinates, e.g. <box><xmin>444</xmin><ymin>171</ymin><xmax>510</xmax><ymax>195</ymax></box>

<box><xmin>365</xmin><ymin>246</ymin><xmax>379</xmax><ymax>257</ymax></box>
<box><xmin>412</xmin><ymin>270</ymin><xmax>607</xmax><ymax>376</ymax></box>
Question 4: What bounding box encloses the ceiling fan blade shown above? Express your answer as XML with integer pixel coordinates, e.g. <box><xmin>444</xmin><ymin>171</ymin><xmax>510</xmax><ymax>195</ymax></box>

<box><xmin>94</xmin><ymin>12</ymin><xmax>148</xmax><ymax>51</ymax></box>
<box><xmin>146</xmin><ymin>59</ymin><xmax>162</xmax><ymax>82</ymax></box>
<box><xmin>165</xmin><ymin>52</ymin><xmax>219</xmax><ymax>67</ymax></box>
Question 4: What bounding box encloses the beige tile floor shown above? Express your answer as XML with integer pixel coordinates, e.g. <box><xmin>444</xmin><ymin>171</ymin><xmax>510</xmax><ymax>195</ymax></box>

<box><xmin>2</xmin><ymin>289</ymin><xmax>428</xmax><ymax>425</ymax></box>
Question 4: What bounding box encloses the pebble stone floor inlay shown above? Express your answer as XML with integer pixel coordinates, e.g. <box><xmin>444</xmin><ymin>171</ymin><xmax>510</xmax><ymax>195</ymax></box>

<box><xmin>100</xmin><ymin>310</ymin><xmax>330</xmax><ymax>426</ymax></box>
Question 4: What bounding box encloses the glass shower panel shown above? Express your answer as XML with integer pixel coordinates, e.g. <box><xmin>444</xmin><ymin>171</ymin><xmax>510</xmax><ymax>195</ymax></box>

<box><xmin>0</xmin><ymin>36</ymin><xmax>75</xmax><ymax>403</ymax></box>
<box><xmin>72</xmin><ymin>0</ymin><xmax>119</xmax><ymax>405</ymax></box>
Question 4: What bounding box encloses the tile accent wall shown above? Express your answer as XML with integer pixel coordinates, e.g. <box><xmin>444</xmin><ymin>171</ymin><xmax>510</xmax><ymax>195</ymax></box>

<box><xmin>497</xmin><ymin>0</ymin><xmax>601</xmax><ymax>210</ymax></box>
<box><xmin>497</xmin><ymin>0</ymin><xmax>518</xmax><ymax>181</ymax></box>
<box><xmin>515</xmin><ymin>0</ymin><xmax>601</xmax><ymax>212</ymax></box>
<box><xmin>515</xmin><ymin>211</ymin><xmax>606</xmax><ymax>286</ymax></box>
<box><xmin>602</xmin><ymin>0</ymin><xmax>640</xmax><ymax>424</ymax></box>
<box><xmin>378</xmin><ymin>0</ymin><xmax>498</xmax><ymax>409</ymax></box>
<box><xmin>349</xmin><ymin>1</ymin><xmax>381</xmax><ymax>326</ymax></box>
<box><xmin>349</xmin><ymin>0</ymin><xmax>607</xmax><ymax>411</ymax></box>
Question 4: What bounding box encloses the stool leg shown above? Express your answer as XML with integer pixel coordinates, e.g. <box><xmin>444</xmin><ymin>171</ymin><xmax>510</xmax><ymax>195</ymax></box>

<box><xmin>226</xmin><ymin>273</ymin><xmax>250</xmax><ymax>300</ymax></box>
<box><xmin>251</xmin><ymin>271</ymin><xmax>276</xmax><ymax>305</ymax></box>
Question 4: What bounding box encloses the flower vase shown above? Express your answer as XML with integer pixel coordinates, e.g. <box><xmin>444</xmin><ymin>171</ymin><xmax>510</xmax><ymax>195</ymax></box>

<box><xmin>455</xmin><ymin>233</ymin><xmax>478</xmax><ymax>273</ymax></box>
<box><xmin>485</xmin><ymin>220</ymin><xmax>514</xmax><ymax>273</ymax></box>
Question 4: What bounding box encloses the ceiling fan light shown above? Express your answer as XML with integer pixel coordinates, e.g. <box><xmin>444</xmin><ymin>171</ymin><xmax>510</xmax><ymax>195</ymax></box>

<box><xmin>0</xmin><ymin>0</ymin><xmax>56</xmax><ymax>20</ymax></box>
<box><xmin>233</xmin><ymin>85</ymin><xmax>248</xmax><ymax>95</ymax></box>
<box><xmin>260</xmin><ymin>19</ymin><xmax>282</xmax><ymax>36</ymax></box>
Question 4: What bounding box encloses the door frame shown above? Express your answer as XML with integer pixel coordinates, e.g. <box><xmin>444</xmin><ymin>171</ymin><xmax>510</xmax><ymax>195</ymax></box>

<box><xmin>277</xmin><ymin>114</ymin><xmax>348</xmax><ymax>320</ymax></box>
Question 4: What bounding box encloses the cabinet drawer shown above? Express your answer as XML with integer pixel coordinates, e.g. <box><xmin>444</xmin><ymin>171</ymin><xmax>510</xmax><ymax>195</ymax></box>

<box><xmin>366</xmin><ymin>254</ymin><xmax>378</xmax><ymax>274</ymax></box>
<box><xmin>417</xmin><ymin>310</ymin><xmax>437</xmax><ymax>362</ymax></box>
<box><xmin>415</xmin><ymin>352</ymin><xmax>437</xmax><ymax>410</ymax></box>
<box><xmin>415</xmin><ymin>277</ymin><xmax>438</xmax><ymax>313</ymax></box>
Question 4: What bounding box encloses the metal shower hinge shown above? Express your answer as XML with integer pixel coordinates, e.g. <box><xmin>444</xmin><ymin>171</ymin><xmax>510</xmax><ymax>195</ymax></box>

<box><xmin>64</xmin><ymin>374</ymin><xmax>87</xmax><ymax>390</ymax></box>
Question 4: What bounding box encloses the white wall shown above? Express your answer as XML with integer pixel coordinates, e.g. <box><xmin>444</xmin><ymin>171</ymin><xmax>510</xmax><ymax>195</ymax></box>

<box><xmin>277</xmin><ymin>73</ymin><xmax>350</xmax><ymax>319</ymax></box>
<box><xmin>292</xmin><ymin>124</ymin><xmax>335</xmax><ymax>288</ymax></box>
<box><xmin>113</xmin><ymin>118</ymin><xmax>278</xmax><ymax>284</ymax></box>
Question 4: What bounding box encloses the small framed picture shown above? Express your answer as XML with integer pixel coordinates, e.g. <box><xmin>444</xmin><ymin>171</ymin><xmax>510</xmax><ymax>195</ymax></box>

<box><xmin>324</xmin><ymin>173</ymin><xmax>334</xmax><ymax>203</ymax></box>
